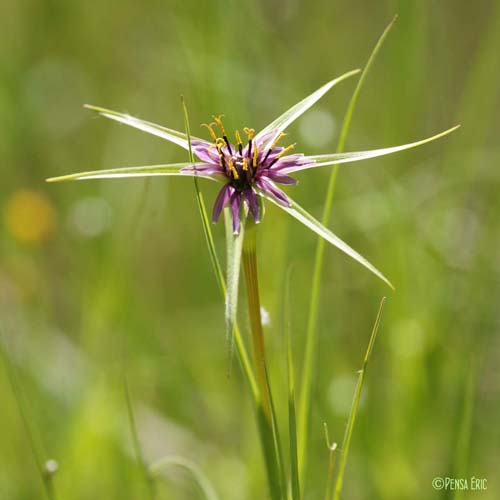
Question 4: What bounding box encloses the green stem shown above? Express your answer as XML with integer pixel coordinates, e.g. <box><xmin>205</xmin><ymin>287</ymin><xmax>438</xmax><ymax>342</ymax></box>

<box><xmin>181</xmin><ymin>96</ymin><xmax>258</xmax><ymax>401</ymax></box>
<box><xmin>124</xmin><ymin>376</ymin><xmax>156</xmax><ymax>499</ymax></box>
<box><xmin>242</xmin><ymin>222</ymin><xmax>285</xmax><ymax>500</ymax></box>
<box><xmin>333</xmin><ymin>298</ymin><xmax>386</xmax><ymax>500</ymax></box>
<box><xmin>1</xmin><ymin>334</ymin><xmax>57</xmax><ymax>500</ymax></box>
<box><xmin>298</xmin><ymin>16</ymin><xmax>398</xmax><ymax>482</ymax></box>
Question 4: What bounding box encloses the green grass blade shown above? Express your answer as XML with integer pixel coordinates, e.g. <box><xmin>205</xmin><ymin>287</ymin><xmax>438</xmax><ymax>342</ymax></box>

<box><xmin>149</xmin><ymin>456</ymin><xmax>220</xmax><ymax>500</ymax></box>
<box><xmin>298</xmin><ymin>18</ymin><xmax>398</xmax><ymax>484</ymax></box>
<box><xmin>180</xmin><ymin>97</ymin><xmax>258</xmax><ymax>401</ymax></box>
<box><xmin>323</xmin><ymin>423</ymin><xmax>337</xmax><ymax>500</ymax></box>
<box><xmin>333</xmin><ymin>298</ymin><xmax>386</xmax><ymax>500</ymax></box>
<box><xmin>336</xmin><ymin>16</ymin><xmax>398</xmax><ymax>153</ymax></box>
<box><xmin>257</xmin><ymin>191</ymin><xmax>393</xmax><ymax>289</ymax></box>
<box><xmin>452</xmin><ymin>363</ymin><xmax>476</xmax><ymax>500</ymax></box>
<box><xmin>255</xmin><ymin>70</ymin><xmax>360</xmax><ymax>148</ymax></box>
<box><xmin>0</xmin><ymin>332</ymin><xmax>57</xmax><ymax>500</ymax></box>
<box><xmin>284</xmin><ymin>267</ymin><xmax>301</xmax><ymax>500</ymax></box>
<box><xmin>123</xmin><ymin>376</ymin><xmax>155</xmax><ymax>499</ymax></box>
<box><xmin>84</xmin><ymin>104</ymin><xmax>206</xmax><ymax>150</ymax></box>
<box><xmin>46</xmin><ymin>162</ymin><xmax>222</xmax><ymax>183</ymax></box>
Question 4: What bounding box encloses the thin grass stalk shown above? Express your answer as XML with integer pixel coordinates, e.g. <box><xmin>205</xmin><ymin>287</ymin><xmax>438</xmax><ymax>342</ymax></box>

<box><xmin>452</xmin><ymin>362</ymin><xmax>476</xmax><ymax>500</ymax></box>
<box><xmin>323</xmin><ymin>423</ymin><xmax>337</xmax><ymax>500</ymax></box>
<box><xmin>332</xmin><ymin>297</ymin><xmax>386</xmax><ymax>500</ymax></box>
<box><xmin>284</xmin><ymin>267</ymin><xmax>300</xmax><ymax>500</ymax></box>
<box><xmin>298</xmin><ymin>16</ymin><xmax>398</xmax><ymax>481</ymax></box>
<box><xmin>123</xmin><ymin>376</ymin><xmax>156</xmax><ymax>499</ymax></box>
<box><xmin>242</xmin><ymin>221</ymin><xmax>285</xmax><ymax>500</ymax></box>
<box><xmin>0</xmin><ymin>334</ymin><xmax>57</xmax><ymax>500</ymax></box>
<box><xmin>181</xmin><ymin>97</ymin><xmax>258</xmax><ymax>401</ymax></box>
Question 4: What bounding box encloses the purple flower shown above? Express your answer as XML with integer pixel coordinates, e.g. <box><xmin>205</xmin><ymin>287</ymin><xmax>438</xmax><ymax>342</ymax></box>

<box><xmin>184</xmin><ymin>119</ymin><xmax>309</xmax><ymax>233</ymax></box>
<box><xmin>48</xmin><ymin>70</ymin><xmax>458</xmax><ymax>286</ymax></box>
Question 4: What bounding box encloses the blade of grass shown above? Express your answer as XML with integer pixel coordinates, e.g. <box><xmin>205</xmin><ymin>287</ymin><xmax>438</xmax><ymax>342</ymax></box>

<box><xmin>0</xmin><ymin>331</ymin><xmax>57</xmax><ymax>500</ymax></box>
<box><xmin>333</xmin><ymin>297</ymin><xmax>386</xmax><ymax>500</ymax></box>
<box><xmin>123</xmin><ymin>376</ymin><xmax>156</xmax><ymax>499</ymax></box>
<box><xmin>452</xmin><ymin>361</ymin><xmax>476</xmax><ymax>500</ymax></box>
<box><xmin>149</xmin><ymin>456</ymin><xmax>220</xmax><ymax>500</ymax></box>
<box><xmin>298</xmin><ymin>16</ymin><xmax>398</xmax><ymax>483</ymax></box>
<box><xmin>323</xmin><ymin>423</ymin><xmax>337</xmax><ymax>500</ymax></box>
<box><xmin>180</xmin><ymin>96</ymin><xmax>258</xmax><ymax>400</ymax></box>
<box><xmin>284</xmin><ymin>266</ymin><xmax>300</xmax><ymax>500</ymax></box>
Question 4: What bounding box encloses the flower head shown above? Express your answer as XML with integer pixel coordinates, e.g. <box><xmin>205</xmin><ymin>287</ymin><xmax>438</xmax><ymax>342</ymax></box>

<box><xmin>47</xmin><ymin>70</ymin><xmax>459</xmax><ymax>287</ymax></box>
<box><xmin>185</xmin><ymin>117</ymin><xmax>312</xmax><ymax>233</ymax></box>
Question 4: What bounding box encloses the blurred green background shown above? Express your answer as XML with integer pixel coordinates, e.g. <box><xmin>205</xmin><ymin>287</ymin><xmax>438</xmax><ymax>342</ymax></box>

<box><xmin>1</xmin><ymin>0</ymin><xmax>499</xmax><ymax>498</ymax></box>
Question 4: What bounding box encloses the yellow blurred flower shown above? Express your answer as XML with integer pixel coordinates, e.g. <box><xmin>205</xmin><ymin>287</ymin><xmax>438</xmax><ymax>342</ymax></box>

<box><xmin>4</xmin><ymin>189</ymin><xmax>56</xmax><ymax>243</ymax></box>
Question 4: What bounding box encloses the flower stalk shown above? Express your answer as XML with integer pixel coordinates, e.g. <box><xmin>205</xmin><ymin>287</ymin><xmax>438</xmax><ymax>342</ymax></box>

<box><xmin>242</xmin><ymin>220</ymin><xmax>285</xmax><ymax>500</ymax></box>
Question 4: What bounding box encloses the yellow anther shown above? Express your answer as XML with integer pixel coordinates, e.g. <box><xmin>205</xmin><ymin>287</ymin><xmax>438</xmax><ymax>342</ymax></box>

<box><xmin>227</xmin><ymin>157</ymin><xmax>239</xmax><ymax>179</ymax></box>
<box><xmin>276</xmin><ymin>143</ymin><xmax>296</xmax><ymax>159</ymax></box>
<box><xmin>253</xmin><ymin>143</ymin><xmax>258</xmax><ymax>167</ymax></box>
<box><xmin>215</xmin><ymin>137</ymin><xmax>226</xmax><ymax>149</ymax></box>
<box><xmin>214</xmin><ymin>115</ymin><xmax>226</xmax><ymax>136</ymax></box>
<box><xmin>243</xmin><ymin>157</ymin><xmax>249</xmax><ymax>171</ymax></box>
<box><xmin>235</xmin><ymin>129</ymin><xmax>242</xmax><ymax>146</ymax></box>
<box><xmin>201</xmin><ymin>123</ymin><xmax>218</xmax><ymax>142</ymax></box>
<box><xmin>269</xmin><ymin>132</ymin><xmax>287</xmax><ymax>150</ymax></box>
<box><xmin>243</xmin><ymin>127</ymin><xmax>255</xmax><ymax>140</ymax></box>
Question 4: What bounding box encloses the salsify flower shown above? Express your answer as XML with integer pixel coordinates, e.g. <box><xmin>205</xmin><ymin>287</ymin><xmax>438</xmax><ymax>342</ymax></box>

<box><xmin>48</xmin><ymin>70</ymin><xmax>458</xmax><ymax>287</ymax></box>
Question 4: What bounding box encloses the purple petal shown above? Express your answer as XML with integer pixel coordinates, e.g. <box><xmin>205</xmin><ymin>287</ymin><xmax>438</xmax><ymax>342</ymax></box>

<box><xmin>230</xmin><ymin>191</ymin><xmax>242</xmax><ymax>234</ymax></box>
<box><xmin>192</xmin><ymin>139</ymin><xmax>221</xmax><ymax>163</ymax></box>
<box><xmin>254</xmin><ymin>130</ymin><xmax>279</xmax><ymax>150</ymax></box>
<box><xmin>259</xmin><ymin>170</ymin><xmax>298</xmax><ymax>185</ymax></box>
<box><xmin>244</xmin><ymin>188</ymin><xmax>260</xmax><ymax>223</ymax></box>
<box><xmin>212</xmin><ymin>184</ymin><xmax>234</xmax><ymax>223</ymax></box>
<box><xmin>255</xmin><ymin>177</ymin><xmax>291</xmax><ymax>207</ymax></box>
<box><xmin>269</xmin><ymin>154</ymin><xmax>313</xmax><ymax>171</ymax></box>
<box><xmin>182</xmin><ymin>163</ymin><xmax>225</xmax><ymax>176</ymax></box>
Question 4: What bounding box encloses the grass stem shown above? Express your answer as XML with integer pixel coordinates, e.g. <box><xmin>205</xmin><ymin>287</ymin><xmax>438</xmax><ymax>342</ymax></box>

<box><xmin>332</xmin><ymin>297</ymin><xmax>386</xmax><ymax>500</ymax></box>
<box><xmin>298</xmin><ymin>16</ymin><xmax>398</xmax><ymax>483</ymax></box>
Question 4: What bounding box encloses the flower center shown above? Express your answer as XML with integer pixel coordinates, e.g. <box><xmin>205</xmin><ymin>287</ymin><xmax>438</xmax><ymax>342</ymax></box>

<box><xmin>202</xmin><ymin>116</ymin><xmax>295</xmax><ymax>191</ymax></box>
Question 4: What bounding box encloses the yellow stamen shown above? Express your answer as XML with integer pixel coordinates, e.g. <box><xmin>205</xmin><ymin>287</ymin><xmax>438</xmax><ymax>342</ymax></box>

<box><xmin>243</xmin><ymin>157</ymin><xmax>249</xmax><ymax>171</ymax></box>
<box><xmin>269</xmin><ymin>132</ymin><xmax>287</xmax><ymax>150</ymax></box>
<box><xmin>227</xmin><ymin>157</ymin><xmax>239</xmax><ymax>179</ymax></box>
<box><xmin>276</xmin><ymin>143</ymin><xmax>296</xmax><ymax>159</ymax></box>
<box><xmin>214</xmin><ymin>115</ymin><xmax>226</xmax><ymax>136</ymax></box>
<box><xmin>215</xmin><ymin>137</ymin><xmax>226</xmax><ymax>150</ymax></box>
<box><xmin>243</xmin><ymin>127</ymin><xmax>255</xmax><ymax>141</ymax></box>
<box><xmin>235</xmin><ymin>129</ymin><xmax>242</xmax><ymax>147</ymax></box>
<box><xmin>253</xmin><ymin>143</ymin><xmax>258</xmax><ymax>167</ymax></box>
<box><xmin>201</xmin><ymin>123</ymin><xmax>217</xmax><ymax>142</ymax></box>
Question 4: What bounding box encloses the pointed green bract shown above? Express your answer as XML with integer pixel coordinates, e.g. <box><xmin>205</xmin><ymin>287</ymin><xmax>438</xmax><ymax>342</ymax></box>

<box><xmin>257</xmin><ymin>191</ymin><xmax>394</xmax><ymax>289</ymax></box>
<box><xmin>255</xmin><ymin>70</ymin><xmax>360</xmax><ymax>149</ymax></box>
<box><xmin>301</xmin><ymin>125</ymin><xmax>461</xmax><ymax>171</ymax></box>
<box><xmin>224</xmin><ymin>208</ymin><xmax>246</xmax><ymax>370</ymax></box>
<box><xmin>46</xmin><ymin>163</ymin><xmax>223</xmax><ymax>183</ymax></box>
<box><xmin>84</xmin><ymin>104</ymin><xmax>208</xmax><ymax>150</ymax></box>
